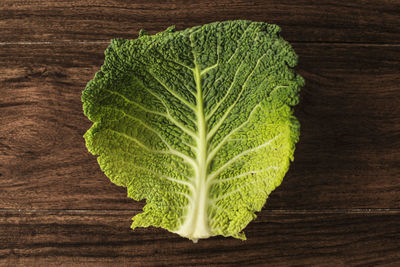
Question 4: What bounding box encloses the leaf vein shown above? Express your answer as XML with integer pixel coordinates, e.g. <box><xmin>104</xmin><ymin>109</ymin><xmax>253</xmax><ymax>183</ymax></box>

<box><xmin>207</xmin><ymin>53</ymin><xmax>268</xmax><ymax>139</ymax></box>
<box><xmin>207</xmin><ymin>133</ymin><xmax>282</xmax><ymax>182</ymax></box>
<box><xmin>210</xmin><ymin>166</ymin><xmax>279</xmax><ymax>185</ymax></box>
<box><xmin>103</xmin><ymin>88</ymin><xmax>197</xmax><ymax>139</ymax></box>
<box><xmin>207</xmin><ymin>104</ymin><xmax>261</xmax><ymax>164</ymax></box>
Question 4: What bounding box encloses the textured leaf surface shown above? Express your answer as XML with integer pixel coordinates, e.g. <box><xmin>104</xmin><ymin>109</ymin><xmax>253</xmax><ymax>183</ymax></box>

<box><xmin>82</xmin><ymin>20</ymin><xmax>304</xmax><ymax>241</ymax></box>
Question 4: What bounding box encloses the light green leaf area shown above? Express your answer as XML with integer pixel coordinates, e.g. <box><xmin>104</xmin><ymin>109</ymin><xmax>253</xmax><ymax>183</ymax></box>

<box><xmin>82</xmin><ymin>20</ymin><xmax>304</xmax><ymax>241</ymax></box>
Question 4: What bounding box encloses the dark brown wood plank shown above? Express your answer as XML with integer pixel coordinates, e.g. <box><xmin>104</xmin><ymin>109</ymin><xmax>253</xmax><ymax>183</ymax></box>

<box><xmin>0</xmin><ymin>43</ymin><xmax>399</xmax><ymax>210</ymax></box>
<box><xmin>0</xmin><ymin>210</ymin><xmax>399</xmax><ymax>266</ymax></box>
<box><xmin>1</xmin><ymin>0</ymin><xmax>400</xmax><ymax>43</ymax></box>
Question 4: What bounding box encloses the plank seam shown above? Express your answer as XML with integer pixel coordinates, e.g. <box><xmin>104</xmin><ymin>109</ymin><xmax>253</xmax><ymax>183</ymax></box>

<box><xmin>0</xmin><ymin>208</ymin><xmax>399</xmax><ymax>214</ymax></box>
<box><xmin>0</xmin><ymin>41</ymin><xmax>400</xmax><ymax>46</ymax></box>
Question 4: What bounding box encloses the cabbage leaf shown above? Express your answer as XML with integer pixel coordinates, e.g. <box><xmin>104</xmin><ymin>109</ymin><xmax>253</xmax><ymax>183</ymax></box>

<box><xmin>82</xmin><ymin>20</ymin><xmax>304</xmax><ymax>241</ymax></box>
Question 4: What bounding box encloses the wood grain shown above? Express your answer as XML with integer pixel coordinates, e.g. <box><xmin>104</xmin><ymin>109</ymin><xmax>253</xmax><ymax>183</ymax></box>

<box><xmin>0</xmin><ymin>43</ymin><xmax>399</xmax><ymax>211</ymax></box>
<box><xmin>1</xmin><ymin>0</ymin><xmax>400</xmax><ymax>43</ymax></box>
<box><xmin>1</xmin><ymin>0</ymin><xmax>400</xmax><ymax>265</ymax></box>
<box><xmin>0</xmin><ymin>210</ymin><xmax>399</xmax><ymax>266</ymax></box>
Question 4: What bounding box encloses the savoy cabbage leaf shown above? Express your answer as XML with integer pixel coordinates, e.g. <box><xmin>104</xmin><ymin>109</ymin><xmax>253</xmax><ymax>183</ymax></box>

<box><xmin>82</xmin><ymin>20</ymin><xmax>304</xmax><ymax>241</ymax></box>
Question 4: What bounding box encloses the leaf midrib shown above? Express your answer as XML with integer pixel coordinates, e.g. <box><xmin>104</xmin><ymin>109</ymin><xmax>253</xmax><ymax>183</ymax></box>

<box><xmin>175</xmin><ymin>63</ymin><xmax>211</xmax><ymax>240</ymax></box>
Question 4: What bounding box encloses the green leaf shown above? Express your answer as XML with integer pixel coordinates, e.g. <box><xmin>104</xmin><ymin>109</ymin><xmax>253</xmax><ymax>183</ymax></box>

<box><xmin>82</xmin><ymin>20</ymin><xmax>304</xmax><ymax>241</ymax></box>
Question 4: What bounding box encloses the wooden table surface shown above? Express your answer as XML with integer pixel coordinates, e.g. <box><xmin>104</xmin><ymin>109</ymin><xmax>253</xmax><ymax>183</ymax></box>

<box><xmin>1</xmin><ymin>1</ymin><xmax>399</xmax><ymax>266</ymax></box>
